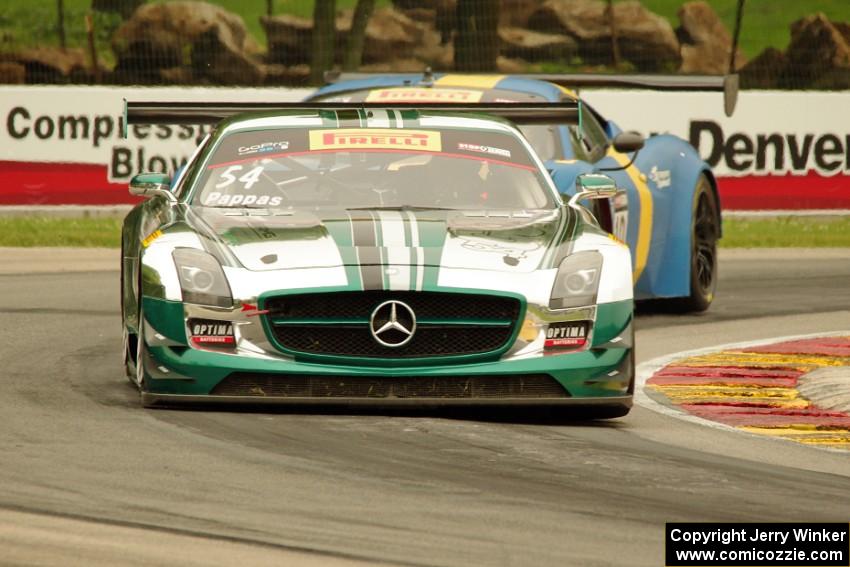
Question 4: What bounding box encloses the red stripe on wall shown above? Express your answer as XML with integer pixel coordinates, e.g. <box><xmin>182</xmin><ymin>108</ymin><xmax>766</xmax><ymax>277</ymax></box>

<box><xmin>717</xmin><ymin>173</ymin><xmax>850</xmax><ymax>210</ymax></box>
<box><xmin>2</xmin><ymin>161</ymin><xmax>849</xmax><ymax>209</ymax></box>
<box><xmin>0</xmin><ymin>161</ymin><xmax>138</xmax><ymax>205</ymax></box>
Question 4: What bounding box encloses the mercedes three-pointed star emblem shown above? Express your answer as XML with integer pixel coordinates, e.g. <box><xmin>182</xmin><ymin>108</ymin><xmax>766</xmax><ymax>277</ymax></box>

<box><xmin>369</xmin><ymin>300</ymin><xmax>417</xmax><ymax>348</ymax></box>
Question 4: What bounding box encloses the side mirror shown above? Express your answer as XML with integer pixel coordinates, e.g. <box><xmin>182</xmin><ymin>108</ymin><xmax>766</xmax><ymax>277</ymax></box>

<box><xmin>129</xmin><ymin>172</ymin><xmax>175</xmax><ymax>202</ymax></box>
<box><xmin>569</xmin><ymin>173</ymin><xmax>618</xmax><ymax>206</ymax></box>
<box><xmin>612</xmin><ymin>131</ymin><xmax>644</xmax><ymax>154</ymax></box>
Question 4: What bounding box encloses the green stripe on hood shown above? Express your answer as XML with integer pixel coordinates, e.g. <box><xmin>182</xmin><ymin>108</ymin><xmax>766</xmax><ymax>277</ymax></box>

<box><xmin>323</xmin><ymin>214</ymin><xmax>363</xmax><ymax>290</ymax></box>
<box><xmin>416</xmin><ymin>214</ymin><xmax>449</xmax><ymax>290</ymax></box>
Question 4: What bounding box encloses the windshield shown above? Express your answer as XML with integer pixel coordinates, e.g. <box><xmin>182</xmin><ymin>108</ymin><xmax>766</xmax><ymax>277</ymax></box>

<box><xmin>192</xmin><ymin>126</ymin><xmax>556</xmax><ymax>211</ymax></box>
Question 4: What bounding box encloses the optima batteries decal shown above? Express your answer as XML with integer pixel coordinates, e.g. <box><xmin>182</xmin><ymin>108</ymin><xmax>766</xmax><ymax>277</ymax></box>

<box><xmin>188</xmin><ymin>319</ymin><xmax>235</xmax><ymax>346</ymax></box>
<box><xmin>544</xmin><ymin>321</ymin><xmax>589</xmax><ymax>350</ymax></box>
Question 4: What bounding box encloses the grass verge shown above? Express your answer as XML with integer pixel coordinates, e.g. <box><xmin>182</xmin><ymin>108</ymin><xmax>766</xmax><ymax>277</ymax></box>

<box><xmin>719</xmin><ymin>217</ymin><xmax>850</xmax><ymax>248</ymax></box>
<box><xmin>0</xmin><ymin>216</ymin><xmax>848</xmax><ymax>249</ymax></box>
<box><xmin>0</xmin><ymin>217</ymin><xmax>122</xmax><ymax>248</ymax></box>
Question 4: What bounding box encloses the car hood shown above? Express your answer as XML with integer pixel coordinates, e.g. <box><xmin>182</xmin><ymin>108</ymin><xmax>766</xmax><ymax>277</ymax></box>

<box><xmin>191</xmin><ymin>208</ymin><xmax>574</xmax><ymax>274</ymax></box>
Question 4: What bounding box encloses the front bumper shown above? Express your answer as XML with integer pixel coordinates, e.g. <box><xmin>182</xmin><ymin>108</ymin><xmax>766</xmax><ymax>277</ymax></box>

<box><xmin>139</xmin><ymin>338</ymin><xmax>633</xmax><ymax>406</ymax></box>
<box><xmin>137</xmin><ymin>294</ymin><xmax>633</xmax><ymax>407</ymax></box>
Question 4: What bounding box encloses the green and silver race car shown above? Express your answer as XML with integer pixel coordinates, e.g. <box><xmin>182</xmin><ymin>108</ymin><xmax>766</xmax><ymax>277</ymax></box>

<box><xmin>121</xmin><ymin>102</ymin><xmax>634</xmax><ymax>416</ymax></box>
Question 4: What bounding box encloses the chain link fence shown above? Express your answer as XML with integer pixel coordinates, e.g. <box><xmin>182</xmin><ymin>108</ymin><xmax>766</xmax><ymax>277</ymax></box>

<box><xmin>0</xmin><ymin>0</ymin><xmax>848</xmax><ymax>89</ymax></box>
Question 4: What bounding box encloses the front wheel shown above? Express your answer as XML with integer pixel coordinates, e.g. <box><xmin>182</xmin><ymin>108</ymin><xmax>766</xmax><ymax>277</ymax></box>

<box><xmin>134</xmin><ymin>297</ymin><xmax>149</xmax><ymax>391</ymax></box>
<box><xmin>670</xmin><ymin>175</ymin><xmax>719</xmax><ymax>313</ymax></box>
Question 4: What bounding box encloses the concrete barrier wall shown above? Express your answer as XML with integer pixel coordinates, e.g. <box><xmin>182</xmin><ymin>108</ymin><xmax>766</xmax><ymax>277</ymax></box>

<box><xmin>1</xmin><ymin>86</ymin><xmax>847</xmax><ymax>210</ymax></box>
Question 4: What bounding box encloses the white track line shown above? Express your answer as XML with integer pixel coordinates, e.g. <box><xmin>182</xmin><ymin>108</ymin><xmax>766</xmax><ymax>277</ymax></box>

<box><xmin>635</xmin><ymin>330</ymin><xmax>850</xmax><ymax>447</ymax></box>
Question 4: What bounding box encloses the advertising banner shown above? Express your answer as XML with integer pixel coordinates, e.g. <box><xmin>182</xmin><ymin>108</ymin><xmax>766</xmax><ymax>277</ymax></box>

<box><xmin>0</xmin><ymin>86</ymin><xmax>311</xmax><ymax>205</ymax></box>
<box><xmin>585</xmin><ymin>90</ymin><xmax>850</xmax><ymax>210</ymax></box>
<box><xmin>1</xmin><ymin>86</ymin><xmax>847</xmax><ymax>209</ymax></box>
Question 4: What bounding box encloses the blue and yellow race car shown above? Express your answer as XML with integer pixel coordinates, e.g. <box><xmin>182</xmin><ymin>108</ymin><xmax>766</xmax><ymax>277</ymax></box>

<box><xmin>312</xmin><ymin>72</ymin><xmax>737</xmax><ymax>311</ymax></box>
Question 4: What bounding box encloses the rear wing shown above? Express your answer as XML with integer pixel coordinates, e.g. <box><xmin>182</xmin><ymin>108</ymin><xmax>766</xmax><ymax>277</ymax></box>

<box><xmin>122</xmin><ymin>100</ymin><xmax>582</xmax><ymax>136</ymax></box>
<box><xmin>323</xmin><ymin>71</ymin><xmax>739</xmax><ymax>117</ymax></box>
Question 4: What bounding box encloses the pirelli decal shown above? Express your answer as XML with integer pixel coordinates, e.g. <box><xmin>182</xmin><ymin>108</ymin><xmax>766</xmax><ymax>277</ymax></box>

<box><xmin>365</xmin><ymin>88</ymin><xmax>484</xmax><ymax>103</ymax></box>
<box><xmin>308</xmin><ymin>129</ymin><xmax>442</xmax><ymax>152</ymax></box>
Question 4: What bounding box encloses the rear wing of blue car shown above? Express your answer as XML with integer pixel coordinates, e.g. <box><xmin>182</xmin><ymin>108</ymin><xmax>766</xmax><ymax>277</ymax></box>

<box><xmin>123</xmin><ymin>71</ymin><xmax>737</xmax><ymax>136</ymax></box>
<box><xmin>533</xmin><ymin>73</ymin><xmax>738</xmax><ymax>117</ymax></box>
<box><xmin>323</xmin><ymin>71</ymin><xmax>739</xmax><ymax>118</ymax></box>
<box><xmin>122</xmin><ymin>100</ymin><xmax>584</xmax><ymax>137</ymax></box>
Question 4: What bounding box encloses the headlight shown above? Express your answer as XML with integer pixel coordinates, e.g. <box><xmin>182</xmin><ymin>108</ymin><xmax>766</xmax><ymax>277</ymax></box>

<box><xmin>172</xmin><ymin>248</ymin><xmax>233</xmax><ymax>308</ymax></box>
<box><xmin>549</xmin><ymin>251</ymin><xmax>603</xmax><ymax>309</ymax></box>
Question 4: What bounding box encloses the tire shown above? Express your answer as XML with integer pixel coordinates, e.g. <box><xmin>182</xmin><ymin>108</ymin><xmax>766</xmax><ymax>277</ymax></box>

<box><xmin>128</xmin><ymin>260</ymin><xmax>147</xmax><ymax>391</ymax></box>
<box><xmin>669</xmin><ymin>174</ymin><xmax>720</xmax><ymax>313</ymax></box>
<box><xmin>134</xmin><ymin>298</ymin><xmax>148</xmax><ymax>391</ymax></box>
<box><xmin>122</xmin><ymin>326</ymin><xmax>134</xmax><ymax>379</ymax></box>
<box><xmin>120</xmin><ymin>243</ymin><xmax>131</xmax><ymax>377</ymax></box>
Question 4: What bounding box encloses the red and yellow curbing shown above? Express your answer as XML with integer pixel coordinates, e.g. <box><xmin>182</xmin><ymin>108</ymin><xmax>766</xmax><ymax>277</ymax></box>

<box><xmin>646</xmin><ymin>337</ymin><xmax>850</xmax><ymax>450</ymax></box>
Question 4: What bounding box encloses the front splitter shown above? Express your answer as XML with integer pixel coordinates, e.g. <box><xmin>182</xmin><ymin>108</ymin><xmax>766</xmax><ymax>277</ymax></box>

<box><xmin>141</xmin><ymin>392</ymin><xmax>633</xmax><ymax>409</ymax></box>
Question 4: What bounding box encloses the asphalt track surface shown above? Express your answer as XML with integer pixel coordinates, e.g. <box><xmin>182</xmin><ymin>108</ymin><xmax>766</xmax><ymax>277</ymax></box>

<box><xmin>1</xmin><ymin>248</ymin><xmax>848</xmax><ymax>567</ymax></box>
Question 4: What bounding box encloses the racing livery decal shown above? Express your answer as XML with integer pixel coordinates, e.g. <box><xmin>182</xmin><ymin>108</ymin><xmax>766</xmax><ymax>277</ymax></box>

<box><xmin>648</xmin><ymin>166</ymin><xmax>672</xmax><ymax>189</ymax></box>
<box><xmin>457</xmin><ymin>143</ymin><xmax>511</xmax><ymax>158</ymax></box>
<box><xmin>141</xmin><ymin>229</ymin><xmax>162</xmax><ymax>248</ymax></box>
<box><xmin>365</xmin><ymin>88</ymin><xmax>483</xmax><ymax>103</ymax></box>
<box><xmin>544</xmin><ymin>321</ymin><xmax>589</xmax><ymax>349</ymax></box>
<box><xmin>308</xmin><ymin>129</ymin><xmax>442</xmax><ymax>152</ymax></box>
<box><xmin>238</xmin><ymin>141</ymin><xmax>289</xmax><ymax>156</ymax></box>
<box><xmin>188</xmin><ymin>319</ymin><xmax>235</xmax><ymax>346</ymax></box>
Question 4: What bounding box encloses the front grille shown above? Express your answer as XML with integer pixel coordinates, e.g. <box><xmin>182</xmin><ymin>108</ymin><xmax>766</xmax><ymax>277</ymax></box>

<box><xmin>264</xmin><ymin>291</ymin><xmax>521</xmax><ymax>359</ymax></box>
<box><xmin>211</xmin><ymin>373</ymin><xmax>568</xmax><ymax>399</ymax></box>
<box><xmin>269</xmin><ymin>291</ymin><xmax>518</xmax><ymax>321</ymax></box>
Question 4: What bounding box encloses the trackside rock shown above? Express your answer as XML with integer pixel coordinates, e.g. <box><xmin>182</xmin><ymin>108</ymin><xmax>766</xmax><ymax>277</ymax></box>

<box><xmin>739</xmin><ymin>47</ymin><xmax>786</xmax><ymax>89</ymax></box>
<box><xmin>113</xmin><ymin>1</ymin><xmax>263</xmax><ymax>85</ymax></box>
<box><xmin>499</xmin><ymin>27</ymin><xmax>576</xmax><ymax>61</ymax></box>
<box><xmin>0</xmin><ymin>61</ymin><xmax>26</xmax><ymax>84</ymax></box>
<box><xmin>10</xmin><ymin>48</ymin><xmax>89</xmax><ymax>84</ymax></box>
<box><xmin>390</xmin><ymin>0</ymin><xmax>456</xmax><ymax>42</ymax></box>
<box><xmin>261</xmin><ymin>14</ymin><xmax>312</xmax><ymax>66</ymax></box>
<box><xmin>784</xmin><ymin>13</ymin><xmax>850</xmax><ymax>89</ymax></box>
<box><xmin>264</xmin><ymin>7</ymin><xmax>435</xmax><ymax>68</ymax></box>
<box><xmin>496</xmin><ymin>55</ymin><xmax>530</xmax><ymax>73</ymax></box>
<box><xmin>262</xmin><ymin>63</ymin><xmax>311</xmax><ymax>86</ymax></box>
<box><xmin>390</xmin><ymin>0</ymin><xmax>444</xmax><ymax>9</ymax></box>
<box><xmin>677</xmin><ymin>1</ymin><xmax>745</xmax><ymax>74</ymax></box>
<box><xmin>336</xmin><ymin>7</ymin><xmax>427</xmax><ymax>64</ymax></box>
<box><xmin>500</xmin><ymin>0</ymin><xmax>544</xmax><ymax>27</ymax></box>
<box><xmin>527</xmin><ymin>0</ymin><xmax>681</xmax><ymax>71</ymax></box>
